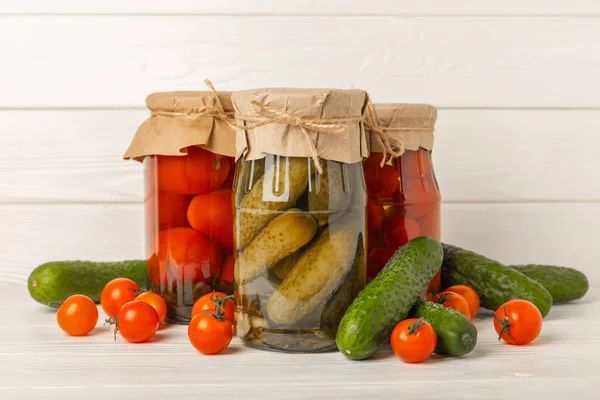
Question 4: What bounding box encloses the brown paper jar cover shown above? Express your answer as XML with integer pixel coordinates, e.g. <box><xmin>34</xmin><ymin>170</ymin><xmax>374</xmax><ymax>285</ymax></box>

<box><xmin>231</xmin><ymin>88</ymin><xmax>370</xmax><ymax>164</ymax></box>
<box><xmin>368</xmin><ymin>103</ymin><xmax>437</xmax><ymax>153</ymax></box>
<box><xmin>123</xmin><ymin>91</ymin><xmax>236</xmax><ymax>161</ymax></box>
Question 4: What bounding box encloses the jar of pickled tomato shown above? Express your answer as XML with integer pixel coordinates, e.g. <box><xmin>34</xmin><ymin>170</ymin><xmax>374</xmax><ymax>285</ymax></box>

<box><xmin>364</xmin><ymin>104</ymin><xmax>441</xmax><ymax>296</ymax></box>
<box><xmin>231</xmin><ymin>88</ymin><xmax>369</xmax><ymax>352</ymax></box>
<box><xmin>124</xmin><ymin>91</ymin><xmax>237</xmax><ymax>323</ymax></box>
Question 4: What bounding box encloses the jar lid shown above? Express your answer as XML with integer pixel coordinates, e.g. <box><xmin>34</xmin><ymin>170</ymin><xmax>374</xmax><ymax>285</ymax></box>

<box><xmin>123</xmin><ymin>90</ymin><xmax>236</xmax><ymax>161</ymax></box>
<box><xmin>368</xmin><ymin>103</ymin><xmax>437</xmax><ymax>153</ymax></box>
<box><xmin>231</xmin><ymin>88</ymin><xmax>370</xmax><ymax>169</ymax></box>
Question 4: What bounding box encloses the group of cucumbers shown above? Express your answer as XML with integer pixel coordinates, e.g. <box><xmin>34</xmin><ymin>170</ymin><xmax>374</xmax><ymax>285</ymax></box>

<box><xmin>27</xmin><ymin>236</ymin><xmax>589</xmax><ymax>362</ymax></box>
<box><xmin>335</xmin><ymin>237</ymin><xmax>589</xmax><ymax>361</ymax></box>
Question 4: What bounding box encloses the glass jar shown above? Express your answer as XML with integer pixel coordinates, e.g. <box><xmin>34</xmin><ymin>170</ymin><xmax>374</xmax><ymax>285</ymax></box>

<box><xmin>125</xmin><ymin>90</ymin><xmax>237</xmax><ymax>324</ymax></box>
<box><xmin>231</xmin><ymin>88</ymin><xmax>369</xmax><ymax>352</ymax></box>
<box><xmin>364</xmin><ymin>104</ymin><xmax>441</xmax><ymax>296</ymax></box>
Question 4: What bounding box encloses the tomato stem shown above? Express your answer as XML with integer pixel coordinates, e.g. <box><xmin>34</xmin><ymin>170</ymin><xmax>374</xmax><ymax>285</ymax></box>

<box><xmin>407</xmin><ymin>318</ymin><xmax>425</xmax><ymax>335</ymax></box>
<box><xmin>434</xmin><ymin>293</ymin><xmax>448</xmax><ymax>305</ymax></box>
<box><xmin>494</xmin><ymin>305</ymin><xmax>514</xmax><ymax>342</ymax></box>
<box><xmin>104</xmin><ymin>317</ymin><xmax>119</xmax><ymax>341</ymax></box>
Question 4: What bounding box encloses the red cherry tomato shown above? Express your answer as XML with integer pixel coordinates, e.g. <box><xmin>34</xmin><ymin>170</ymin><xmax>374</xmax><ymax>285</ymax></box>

<box><xmin>494</xmin><ymin>299</ymin><xmax>543</xmax><ymax>345</ymax></box>
<box><xmin>444</xmin><ymin>285</ymin><xmax>480</xmax><ymax>318</ymax></box>
<box><xmin>113</xmin><ymin>300</ymin><xmax>160</xmax><ymax>343</ymax></box>
<box><xmin>390</xmin><ymin>318</ymin><xmax>437</xmax><ymax>363</ymax></box>
<box><xmin>156</xmin><ymin>146</ymin><xmax>231</xmax><ymax>195</ymax></box>
<box><xmin>187</xmin><ymin>189</ymin><xmax>234</xmax><ymax>248</ymax></box>
<box><xmin>135</xmin><ymin>291</ymin><xmax>168</xmax><ymax>324</ymax></box>
<box><xmin>434</xmin><ymin>291</ymin><xmax>471</xmax><ymax>318</ymax></box>
<box><xmin>56</xmin><ymin>294</ymin><xmax>98</xmax><ymax>336</ymax></box>
<box><xmin>191</xmin><ymin>292</ymin><xmax>235</xmax><ymax>325</ymax></box>
<box><xmin>383</xmin><ymin>216</ymin><xmax>421</xmax><ymax>249</ymax></box>
<box><xmin>367</xmin><ymin>198</ymin><xmax>384</xmax><ymax>232</ymax></box>
<box><xmin>221</xmin><ymin>158</ymin><xmax>236</xmax><ymax>189</ymax></box>
<box><xmin>367</xmin><ymin>247</ymin><xmax>396</xmax><ymax>279</ymax></box>
<box><xmin>188</xmin><ymin>313</ymin><xmax>233</xmax><ymax>355</ymax></box>
<box><xmin>152</xmin><ymin>228</ymin><xmax>222</xmax><ymax>289</ymax></box>
<box><xmin>364</xmin><ymin>164</ymin><xmax>400</xmax><ymax>198</ymax></box>
<box><xmin>100</xmin><ymin>278</ymin><xmax>140</xmax><ymax>317</ymax></box>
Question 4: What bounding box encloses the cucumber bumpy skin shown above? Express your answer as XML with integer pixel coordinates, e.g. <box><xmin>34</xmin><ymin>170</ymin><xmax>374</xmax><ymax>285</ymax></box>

<box><xmin>336</xmin><ymin>236</ymin><xmax>443</xmax><ymax>361</ymax></box>
<box><xmin>27</xmin><ymin>260</ymin><xmax>147</xmax><ymax>308</ymax></box>
<box><xmin>510</xmin><ymin>264</ymin><xmax>589</xmax><ymax>304</ymax></box>
<box><xmin>441</xmin><ymin>243</ymin><xmax>553</xmax><ymax>317</ymax></box>
<box><xmin>409</xmin><ymin>298</ymin><xmax>477</xmax><ymax>356</ymax></box>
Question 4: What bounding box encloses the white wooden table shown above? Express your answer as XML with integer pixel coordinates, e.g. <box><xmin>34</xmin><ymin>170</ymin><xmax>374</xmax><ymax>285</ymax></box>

<box><xmin>1</xmin><ymin>283</ymin><xmax>597</xmax><ymax>400</ymax></box>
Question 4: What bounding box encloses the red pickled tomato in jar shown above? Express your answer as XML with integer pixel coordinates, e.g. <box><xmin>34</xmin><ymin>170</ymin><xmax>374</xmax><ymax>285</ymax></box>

<box><xmin>367</xmin><ymin>247</ymin><xmax>396</xmax><ymax>279</ymax></box>
<box><xmin>367</xmin><ymin>198</ymin><xmax>384</xmax><ymax>232</ymax></box>
<box><xmin>150</xmin><ymin>191</ymin><xmax>192</xmax><ymax>230</ymax></box>
<box><xmin>187</xmin><ymin>189</ymin><xmax>234</xmax><ymax>249</ymax></box>
<box><xmin>149</xmin><ymin>228</ymin><xmax>222</xmax><ymax>290</ymax></box>
<box><xmin>156</xmin><ymin>147</ymin><xmax>231</xmax><ymax>195</ymax></box>
<box><xmin>383</xmin><ymin>216</ymin><xmax>421</xmax><ymax>249</ymax></box>
<box><xmin>364</xmin><ymin>164</ymin><xmax>399</xmax><ymax>198</ymax></box>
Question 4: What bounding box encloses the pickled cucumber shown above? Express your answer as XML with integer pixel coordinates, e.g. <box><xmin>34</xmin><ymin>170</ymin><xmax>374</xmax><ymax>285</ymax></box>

<box><xmin>267</xmin><ymin>214</ymin><xmax>364</xmax><ymax>325</ymax></box>
<box><xmin>237</xmin><ymin>157</ymin><xmax>309</xmax><ymax>249</ymax></box>
<box><xmin>270</xmin><ymin>250</ymin><xmax>303</xmax><ymax>282</ymax></box>
<box><xmin>308</xmin><ymin>160</ymin><xmax>352</xmax><ymax>226</ymax></box>
<box><xmin>319</xmin><ymin>237</ymin><xmax>365</xmax><ymax>339</ymax></box>
<box><xmin>235</xmin><ymin>209</ymin><xmax>318</xmax><ymax>284</ymax></box>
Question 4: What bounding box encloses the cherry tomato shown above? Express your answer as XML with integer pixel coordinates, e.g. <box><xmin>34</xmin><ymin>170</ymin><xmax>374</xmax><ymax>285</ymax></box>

<box><xmin>187</xmin><ymin>189</ymin><xmax>234</xmax><ymax>248</ymax></box>
<box><xmin>383</xmin><ymin>216</ymin><xmax>421</xmax><ymax>249</ymax></box>
<box><xmin>100</xmin><ymin>278</ymin><xmax>140</xmax><ymax>317</ymax></box>
<box><xmin>364</xmin><ymin>164</ymin><xmax>400</xmax><ymax>198</ymax></box>
<box><xmin>445</xmin><ymin>285</ymin><xmax>480</xmax><ymax>318</ymax></box>
<box><xmin>218</xmin><ymin>254</ymin><xmax>234</xmax><ymax>294</ymax></box>
<box><xmin>56</xmin><ymin>294</ymin><xmax>98</xmax><ymax>336</ymax></box>
<box><xmin>390</xmin><ymin>318</ymin><xmax>437</xmax><ymax>363</ymax></box>
<box><xmin>113</xmin><ymin>300</ymin><xmax>160</xmax><ymax>343</ymax></box>
<box><xmin>152</xmin><ymin>228</ymin><xmax>222</xmax><ymax>289</ymax></box>
<box><xmin>135</xmin><ymin>291</ymin><xmax>168</xmax><ymax>324</ymax></box>
<box><xmin>366</xmin><ymin>247</ymin><xmax>396</xmax><ymax>279</ymax></box>
<box><xmin>188</xmin><ymin>313</ymin><xmax>233</xmax><ymax>355</ymax></box>
<box><xmin>434</xmin><ymin>291</ymin><xmax>471</xmax><ymax>318</ymax></box>
<box><xmin>154</xmin><ymin>191</ymin><xmax>192</xmax><ymax>230</ymax></box>
<box><xmin>367</xmin><ymin>198</ymin><xmax>383</xmax><ymax>233</ymax></box>
<box><xmin>191</xmin><ymin>291</ymin><xmax>235</xmax><ymax>325</ymax></box>
<box><xmin>363</xmin><ymin>153</ymin><xmax>384</xmax><ymax>168</ymax></box>
<box><xmin>494</xmin><ymin>299</ymin><xmax>543</xmax><ymax>345</ymax></box>
<box><xmin>156</xmin><ymin>146</ymin><xmax>231</xmax><ymax>195</ymax></box>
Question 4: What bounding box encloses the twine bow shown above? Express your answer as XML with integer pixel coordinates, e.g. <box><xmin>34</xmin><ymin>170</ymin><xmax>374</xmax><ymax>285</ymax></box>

<box><xmin>363</xmin><ymin>101</ymin><xmax>406</xmax><ymax>167</ymax></box>
<box><xmin>236</xmin><ymin>100</ymin><xmax>364</xmax><ymax>174</ymax></box>
<box><xmin>150</xmin><ymin>79</ymin><xmax>233</xmax><ymax>121</ymax></box>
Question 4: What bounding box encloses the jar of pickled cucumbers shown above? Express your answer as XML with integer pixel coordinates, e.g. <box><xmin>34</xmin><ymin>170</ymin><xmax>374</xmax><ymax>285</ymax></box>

<box><xmin>124</xmin><ymin>90</ymin><xmax>237</xmax><ymax>323</ymax></box>
<box><xmin>364</xmin><ymin>104</ymin><xmax>441</xmax><ymax>296</ymax></box>
<box><xmin>231</xmin><ymin>88</ymin><xmax>369</xmax><ymax>352</ymax></box>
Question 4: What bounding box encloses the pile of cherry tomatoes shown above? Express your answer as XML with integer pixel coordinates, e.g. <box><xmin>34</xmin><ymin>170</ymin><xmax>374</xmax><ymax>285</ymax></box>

<box><xmin>56</xmin><ymin>277</ymin><xmax>236</xmax><ymax>355</ymax></box>
<box><xmin>390</xmin><ymin>284</ymin><xmax>543</xmax><ymax>363</ymax></box>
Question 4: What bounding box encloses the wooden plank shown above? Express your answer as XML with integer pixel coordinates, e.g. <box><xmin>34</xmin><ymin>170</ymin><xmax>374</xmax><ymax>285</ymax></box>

<box><xmin>1</xmin><ymin>203</ymin><xmax>598</xmax><ymax>284</ymax></box>
<box><xmin>0</xmin><ymin>284</ymin><xmax>598</xmax><ymax>399</ymax></box>
<box><xmin>2</xmin><ymin>109</ymin><xmax>599</xmax><ymax>203</ymax></box>
<box><xmin>2</xmin><ymin>0</ymin><xmax>600</xmax><ymax>16</ymax></box>
<box><xmin>1</xmin><ymin>16</ymin><xmax>599</xmax><ymax>108</ymax></box>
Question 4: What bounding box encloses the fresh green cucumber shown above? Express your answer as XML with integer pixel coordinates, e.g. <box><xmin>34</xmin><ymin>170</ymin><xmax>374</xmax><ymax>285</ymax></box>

<box><xmin>28</xmin><ymin>260</ymin><xmax>147</xmax><ymax>308</ymax></box>
<box><xmin>409</xmin><ymin>299</ymin><xmax>477</xmax><ymax>356</ymax></box>
<box><xmin>336</xmin><ymin>236</ymin><xmax>443</xmax><ymax>361</ymax></box>
<box><xmin>441</xmin><ymin>244</ymin><xmax>553</xmax><ymax>317</ymax></box>
<box><xmin>510</xmin><ymin>264</ymin><xmax>589</xmax><ymax>304</ymax></box>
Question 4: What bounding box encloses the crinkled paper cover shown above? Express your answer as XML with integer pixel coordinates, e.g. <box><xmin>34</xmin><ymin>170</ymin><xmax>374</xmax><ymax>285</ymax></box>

<box><xmin>124</xmin><ymin>91</ymin><xmax>236</xmax><ymax>161</ymax></box>
<box><xmin>369</xmin><ymin>103</ymin><xmax>437</xmax><ymax>152</ymax></box>
<box><xmin>232</xmin><ymin>88</ymin><xmax>370</xmax><ymax>164</ymax></box>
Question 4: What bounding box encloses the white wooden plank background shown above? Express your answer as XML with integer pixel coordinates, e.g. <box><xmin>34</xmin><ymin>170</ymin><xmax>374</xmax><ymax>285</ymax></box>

<box><xmin>0</xmin><ymin>1</ymin><xmax>598</xmax><ymax>398</ymax></box>
<box><xmin>2</xmin><ymin>16</ymin><xmax>600</xmax><ymax>108</ymax></box>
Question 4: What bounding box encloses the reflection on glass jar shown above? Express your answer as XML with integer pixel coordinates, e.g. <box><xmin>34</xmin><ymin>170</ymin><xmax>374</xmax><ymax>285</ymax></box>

<box><xmin>233</xmin><ymin>155</ymin><xmax>366</xmax><ymax>352</ymax></box>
